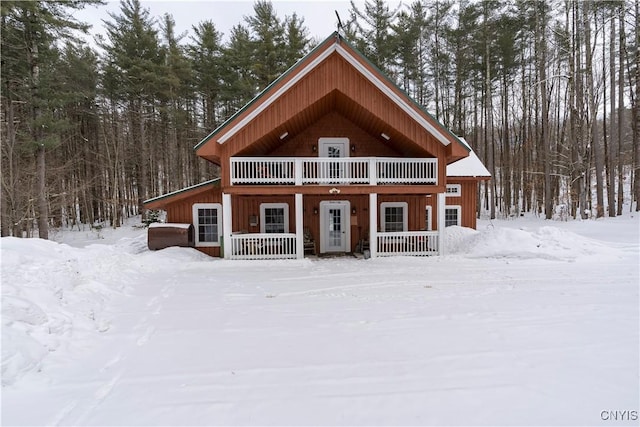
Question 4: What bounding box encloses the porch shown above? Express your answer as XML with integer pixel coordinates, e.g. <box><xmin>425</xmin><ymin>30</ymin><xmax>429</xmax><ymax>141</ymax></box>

<box><xmin>222</xmin><ymin>193</ymin><xmax>447</xmax><ymax>260</ymax></box>
<box><xmin>226</xmin><ymin>231</ymin><xmax>440</xmax><ymax>260</ymax></box>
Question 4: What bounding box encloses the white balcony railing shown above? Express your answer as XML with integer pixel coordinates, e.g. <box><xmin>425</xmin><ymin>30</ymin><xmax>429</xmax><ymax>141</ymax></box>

<box><xmin>376</xmin><ymin>231</ymin><xmax>439</xmax><ymax>256</ymax></box>
<box><xmin>229</xmin><ymin>233</ymin><xmax>297</xmax><ymax>260</ymax></box>
<box><xmin>230</xmin><ymin>157</ymin><xmax>437</xmax><ymax>186</ymax></box>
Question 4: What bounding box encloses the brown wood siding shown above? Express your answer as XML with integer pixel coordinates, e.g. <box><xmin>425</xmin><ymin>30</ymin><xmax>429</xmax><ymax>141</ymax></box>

<box><xmin>165</xmin><ymin>190</ymin><xmax>222</xmax><ymax>223</ymax></box>
<box><xmin>378</xmin><ymin>195</ymin><xmax>429</xmax><ymax>231</ymax></box>
<box><xmin>271</xmin><ymin>112</ymin><xmax>401</xmax><ymax>157</ymax></box>
<box><xmin>165</xmin><ymin>189</ymin><xmax>223</xmax><ymax>257</ymax></box>
<box><xmin>446</xmin><ymin>179</ymin><xmax>479</xmax><ymax>229</ymax></box>
<box><xmin>198</xmin><ymin>37</ymin><xmax>465</xmax><ymax>163</ymax></box>
<box><xmin>218</xmin><ymin>53</ymin><xmax>449</xmax><ymax>187</ymax></box>
<box><xmin>232</xmin><ymin>195</ymin><xmax>296</xmax><ymax>233</ymax></box>
<box><xmin>332</xmin><ymin>55</ymin><xmax>445</xmax><ymax>157</ymax></box>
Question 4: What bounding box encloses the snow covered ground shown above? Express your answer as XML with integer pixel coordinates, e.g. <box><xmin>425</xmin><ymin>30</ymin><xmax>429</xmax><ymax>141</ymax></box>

<box><xmin>1</xmin><ymin>214</ymin><xmax>638</xmax><ymax>426</ymax></box>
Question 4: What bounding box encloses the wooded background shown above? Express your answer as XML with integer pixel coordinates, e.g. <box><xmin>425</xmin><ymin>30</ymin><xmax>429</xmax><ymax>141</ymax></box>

<box><xmin>1</xmin><ymin>0</ymin><xmax>639</xmax><ymax>238</ymax></box>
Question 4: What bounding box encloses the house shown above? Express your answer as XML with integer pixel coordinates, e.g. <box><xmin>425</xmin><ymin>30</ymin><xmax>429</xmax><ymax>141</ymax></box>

<box><xmin>143</xmin><ymin>32</ymin><xmax>490</xmax><ymax>260</ymax></box>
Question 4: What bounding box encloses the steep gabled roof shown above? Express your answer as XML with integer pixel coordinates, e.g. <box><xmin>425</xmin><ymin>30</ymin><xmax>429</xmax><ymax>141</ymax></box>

<box><xmin>195</xmin><ymin>32</ymin><xmax>469</xmax><ymax>163</ymax></box>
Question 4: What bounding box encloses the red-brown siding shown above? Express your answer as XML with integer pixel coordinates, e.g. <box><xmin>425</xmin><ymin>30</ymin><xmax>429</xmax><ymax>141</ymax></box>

<box><xmin>270</xmin><ymin>112</ymin><xmax>401</xmax><ymax>158</ymax></box>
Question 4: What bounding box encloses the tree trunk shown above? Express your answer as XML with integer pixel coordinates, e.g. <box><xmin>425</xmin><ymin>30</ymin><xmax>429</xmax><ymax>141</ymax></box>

<box><xmin>607</xmin><ymin>9</ymin><xmax>616</xmax><ymax>217</ymax></box>
<box><xmin>584</xmin><ymin>0</ymin><xmax>605</xmax><ymax>218</ymax></box>
<box><xmin>634</xmin><ymin>0</ymin><xmax>640</xmax><ymax>211</ymax></box>
<box><xmin>36</xmin><ymin>145</ymin><xmax>48</xmax><ymax>239</ymax></box>
<box><xmin>27</xmin><ymin>19</ymin><xmax>49</xmax><ymax>239</ymax></box>
<box><xmin>502</xmin><ymin>74</ymin><xmax>511</xmax><ymax>216</ymax></box>
<box><xmin>537</xmin><ymin>4</ymin><xmax>553</xmax><ymax>219</ymax></box>
<box><xmin>616</xmin><ymin>3</ymin><xmax>625</xmax><ymax>216</ymax></box>
<box><xmin>567</xmin><ymin>0</ymin><xmax>578</xmax><ymax>218</ymax></box>
<box><xmin>1</xmin><ymin>97</ymin><xmax>16</xmax><ymax>237</ymax></box>
<box><xmin>484</xmin><ymin>4</ymin><xmax>495</xmax><ymax>220</ymax></box>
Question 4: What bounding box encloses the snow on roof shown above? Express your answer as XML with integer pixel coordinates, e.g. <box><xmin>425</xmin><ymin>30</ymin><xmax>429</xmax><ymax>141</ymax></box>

<box><xmin>446</xmin><ymin>138</ymin><xmax>491</xmax><ymax>178</ymax></box>
<box><xmin>148</xmin><ymin>223</ymin><xmax>192</xmax><ymax>229</ymax></box>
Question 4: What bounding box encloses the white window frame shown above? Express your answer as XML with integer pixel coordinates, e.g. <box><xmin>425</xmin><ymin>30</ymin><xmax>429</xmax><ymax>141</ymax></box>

<box><xmin>260</xmin><ymin>203</ymin><xmax>289</xmax><ymax>233</ymax></box>
<box><xmin>445</xmin><ymin>205</ymin><xmax>462</xmax><ymax>227</ymax></box>
<box><xmin>380</xmin><ymin>202</ymin><xmax>408</xmax><ymax>232</ymax></box>
<box><xmin>425</xmin><ymin>205</ymin><xmax>433</xmax><ymax>231</ymax></box>
<box><xmin>446</xmin><ymin>184</ymin><xmax>461</xmax><ymax>197</ymax></box>
<box><xmin>192</xmin><ymin>203</ymin><xmax>222</xmax><ymax>247</ymax></box>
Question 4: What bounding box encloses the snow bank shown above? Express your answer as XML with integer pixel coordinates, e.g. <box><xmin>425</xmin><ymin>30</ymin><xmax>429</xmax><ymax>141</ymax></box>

<box><xmin>0</xmin><ymin>237</ymin><xmax>131</xmax><ymax>386</ymax></box>
<box><xmin>0</xmin><ymin>228</ymin><xmax>212</xmax><ymax>386</ymax></box>
<box><xmin>449</xmin><ymin>224</ymin><xmax>622</xmax><ymax>260</ymax></box>
<box><xmin>444</xmin><ymin>225</ymin><xmax>479</xmax><ymax>253</ymax></box>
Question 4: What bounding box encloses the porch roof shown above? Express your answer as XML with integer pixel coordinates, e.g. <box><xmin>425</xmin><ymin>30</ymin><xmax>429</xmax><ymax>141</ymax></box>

<box><xmin>143</xmin><ymin>178</ymin><xmax>220</xmax><ymax>210</ymax></box>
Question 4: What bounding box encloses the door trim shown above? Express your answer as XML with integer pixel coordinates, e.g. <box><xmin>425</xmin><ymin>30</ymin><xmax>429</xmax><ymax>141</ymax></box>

<box><xmin>319</xmin><ymin>200</ymin><xmax>351</xmax><ymax>254</ymax></box>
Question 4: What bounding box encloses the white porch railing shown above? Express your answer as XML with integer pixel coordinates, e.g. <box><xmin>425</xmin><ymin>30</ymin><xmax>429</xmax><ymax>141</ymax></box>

<box><xmin>229</xmin><ymin>233</ymin><xmax>297</xmax><ymax>260</ymax></box>
<box><xmin>230</xmin><ymin>157</ymin><xmax>437</xmax><ymax>186</ymax></box>
<box><xmin>376</xmin><ymin>231</ymin><xmax>439</xmax><ymax>256</ymax></box>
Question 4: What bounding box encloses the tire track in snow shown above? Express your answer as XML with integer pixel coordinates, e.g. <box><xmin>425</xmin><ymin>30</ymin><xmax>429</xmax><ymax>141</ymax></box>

<box><xmin>52</xmin><ymin>274</ymin><xmax>175</xmax><ymax>425</ymax></box>
<box><xmin>50</xmin><ymin>400</ymin><xmax>79</xmax><ymax>426</ymax></box>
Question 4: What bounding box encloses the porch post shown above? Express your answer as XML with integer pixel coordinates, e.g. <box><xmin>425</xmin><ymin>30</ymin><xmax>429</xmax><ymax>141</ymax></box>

<box><xmin>222</xmin><ymin>193</ymin><xmax>232</xmax><ymax>259</ymax></box>
<box><xmin>295</xmin><ymin>193</ymin><xmax>303</xmax><ymax>259</ymax></box>
<box><xmin>437</xmin><ymin>192</ymin><xmax>445</xmax><ymax>256</ymax></box>
<box><xmin>369</xmin><ymin>192</ymin><xmax>377</xmax><ymax>258</ymax></box>
<box><xmin>294</xmin><ymin>159</ymin><xmax>303</xmax><ymax>186</ymax></box>
<box><xmin>369</xmin><ymin>158</ymin><xmax>377</xmax><ymax>185</ymax></box>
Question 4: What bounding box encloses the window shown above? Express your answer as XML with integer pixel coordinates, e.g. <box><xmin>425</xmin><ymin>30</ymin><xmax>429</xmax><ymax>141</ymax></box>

<box><xmin>192</xmin><ymin>203</ymin><xmax>221</xmax><ymax>247</ymax></box>
<box><xmin>380</xmin><ymin>202</ymin><xmax>408</xmax><ymax>232</ymax></box>
<box><xmin>445</xmin><ymin>205</ymin><xmax>461</xmax><ymax>227</ymax></box>
<box><xmin>425</xmin><ymin>206</ymin><xmax>432</xmax><ymax>231</ymax></box>
<box><xmin>260</xmin><ymin>203</ymin><xmax>289</xmax><ymax>233</ymax></box>
<box><xmin>446</xmin><ymin>184</ymin><xmax>461</xmax><ymax>197</ymax></box>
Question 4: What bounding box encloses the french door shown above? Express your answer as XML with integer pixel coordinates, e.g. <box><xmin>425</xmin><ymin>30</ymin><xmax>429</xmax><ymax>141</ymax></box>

<box><xmin>319</xmin><ymin>137</ymin><xmax>349</xmax><ymax>181</ymax></box>
<box><xmin>319</xmin><ymin>201</ymin><xmax>351</xmax><ymax>253</ymax></box>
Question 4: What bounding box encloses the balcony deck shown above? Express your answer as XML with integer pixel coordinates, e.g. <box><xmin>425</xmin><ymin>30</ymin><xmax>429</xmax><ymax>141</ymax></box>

<box><xmin>230</xmin><ymin>157</ymin><xmax>438</xmax><ymax>186</ymax></box>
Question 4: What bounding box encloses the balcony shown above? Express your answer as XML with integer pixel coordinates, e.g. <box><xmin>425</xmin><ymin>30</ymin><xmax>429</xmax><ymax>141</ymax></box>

<box><xmin>230</xmin><ymin>157</ymin><xmax>438</xmax><ymax>186</ymax></box>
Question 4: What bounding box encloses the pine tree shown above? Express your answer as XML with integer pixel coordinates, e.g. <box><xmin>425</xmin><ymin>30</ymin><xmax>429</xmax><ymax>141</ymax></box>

<box><xmin>348</xmin><ymin>0</ymin><xmax>400</xmax><ymax>75</ymax></box>
<box><xmin>189</xmin><ymin>20</ymin><xmax>223</xmax><ymax>130</ymax></box>
<box><xmin>0</xmin><ymin>0</ymin><xmax>99</xmax><ymax>238</ymax></box>
<box><xmin>245</xmin><ymin>0</ymin><xmax>287</xmax><ymax>90</ymax></box>
<box><xmin>220</xmin><ymin>24</ymin><xmax>256</xmax><ymax>118</ymax></box>
<box><xmin>283</xmin><ymin>12</ymin><xmax>311</xmax><ymax>65</ymax></box>
<box><xmin>100</xmin><ymin>0</ymin><xmax>163</xmax><ymax>217</ymax></box>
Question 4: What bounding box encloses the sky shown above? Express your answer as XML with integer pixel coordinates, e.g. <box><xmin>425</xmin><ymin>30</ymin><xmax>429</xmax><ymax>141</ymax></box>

<box><xmin>72</xmin><ymin>0</ymin><xmax>402</xmax><ymax>45</ymax></box>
